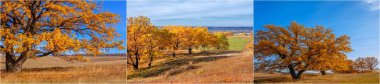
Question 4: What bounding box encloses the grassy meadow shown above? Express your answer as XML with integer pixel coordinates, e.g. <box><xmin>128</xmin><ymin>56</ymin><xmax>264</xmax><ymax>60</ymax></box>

<box><xmin>1</xmin><ymin>56</ymin><xmax>127</xmax><ymax>83</ymax></box>
<box><xmin>127</xmin><ymin>36</ymin><xmax>253</xmax><ymax>83</ymax></box>
<box><xmin>228</xmin><ymin>36</ymin><xmax>251</xmax><ymax>51</ymax></box>
<box><xmin>254</xmin><ymin>72</ymin><xmax>379</xmax><ymax>83</ymax></box>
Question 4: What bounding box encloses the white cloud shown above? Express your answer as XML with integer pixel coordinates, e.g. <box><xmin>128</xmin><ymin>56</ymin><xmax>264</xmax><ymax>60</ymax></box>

<box><xmin>127</xmin><ymin>0</ymin><xmax>253</xmax><ymax>26</ymax></box>
<box><xmin>364</xmin><ymin>0</ymin><xmax>380</xmax><ymax>11</ymax></box>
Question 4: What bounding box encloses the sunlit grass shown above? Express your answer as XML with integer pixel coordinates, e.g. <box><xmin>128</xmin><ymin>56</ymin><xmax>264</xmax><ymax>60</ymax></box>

<box><xmin>1</xmin><ymin>63</ymin><xmax>126</xmax><ymax>83</ymax></box>
<box><xmin>254</xmin><ymin>72</ymin><xmax>380</xmax><ymax>83</ymax></box>
<box><xmin>228</xmin><ymin>36</ymin><xmax>251</xmax><ymax>51</ymax></box>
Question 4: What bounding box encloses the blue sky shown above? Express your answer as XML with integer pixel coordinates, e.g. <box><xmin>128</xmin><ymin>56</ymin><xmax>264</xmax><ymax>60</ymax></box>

<box><xmin>127</xmin><ymin>0</ymin><xmax>253</xmax><ymax>27</ymax></box>
<box><xmin>99</xmin><ymin>1</ymin><xmax>126</xmax><ymax>54</ymax></box>
<box><xmin>254</xmin><ymin>1</ymin><xmax>379</xmax><ymax>61</ymax></box>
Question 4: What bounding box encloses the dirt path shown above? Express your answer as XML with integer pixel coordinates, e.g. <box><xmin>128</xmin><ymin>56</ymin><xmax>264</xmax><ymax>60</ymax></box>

<box><xmin>128</xmin><ymin>38</ymin><xmax>254</xmax><ymax>83</ymax></box>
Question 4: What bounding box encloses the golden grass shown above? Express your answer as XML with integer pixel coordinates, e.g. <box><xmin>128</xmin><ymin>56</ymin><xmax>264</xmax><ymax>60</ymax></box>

<box><xmin>127</xmin><ymin>37</ymin><xmax>253</xmax><ymax>83</ymax></box>
<box><xmin>1</xmin><ymin>63</ymin><xmax>126</xmax><ymax>83</ymax></box>
<box><xmin>127</xmin><ymin>51</ymin><xmax>253</xmax><ymax>83</ymax></box>
<box><xmin>254</xmin><ymin>72</ymin><xmax>380</xmax><ymax>83</ymax></box>
<box><xmin>0</xmin><ymin>56</ymin><xmax>127</xmax><ymax>83</ymax></box>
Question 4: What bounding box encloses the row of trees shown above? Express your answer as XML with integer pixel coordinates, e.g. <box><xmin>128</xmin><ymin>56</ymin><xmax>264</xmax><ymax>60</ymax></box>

<box><xmin>127</xmin><ymin>16</ymin><xmax>229</xmax><ymax>70</ymax></box>
<box><xmin>254</xmin><ymin>22</ymin><xmax>353</xmax><ymax>79</ymax></box>
<box><xmin>347</xmin><ymin>56</ymin><xmax>378</xmax><ymax>73</ymax></box>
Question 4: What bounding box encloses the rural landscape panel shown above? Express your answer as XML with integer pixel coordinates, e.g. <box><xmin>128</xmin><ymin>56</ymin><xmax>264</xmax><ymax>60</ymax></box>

<box><xmin>0</xmin><ymin>0</ymin><xmax>379</xmax><ymax>83</ymax></box>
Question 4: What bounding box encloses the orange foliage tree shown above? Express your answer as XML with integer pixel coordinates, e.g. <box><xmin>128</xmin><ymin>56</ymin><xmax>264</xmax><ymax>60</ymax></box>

<box><xmin>127</xmin><ymin>16</ymin><xmax>156</xmax><ymax>70</ymax></box>
<box><xmin>254</xmin><ymin>22</ymin><xmax>352</xmax><ymax>79</ymax></box>
<box><xmin>127</xmin><ymin>16</ymin><xmax>229</xmax><ymax>70</ymax></box>
<box><xmin>0</xmin><ymin>1</ymin><xmax>123</xmax><ymax>73</ymax></box>
<box><xmin>163</xmin><ymin>26</ymin><xmax>227</xmax><ymax>54</ymax></box>
<box><xmin>211</xmin><ymin>32</ymin><xmax>229</xmax><ymax>50</ymax></box>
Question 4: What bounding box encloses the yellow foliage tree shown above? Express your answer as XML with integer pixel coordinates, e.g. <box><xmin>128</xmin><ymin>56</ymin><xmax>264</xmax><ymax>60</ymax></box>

<box><xmin>165</xmin><ymin>26</ymin><xmax>214</xmax><ymax>54</ymax></box>
<box><xmin>306</xmin><ymin>26</ymin><xmax>352</xmax><ymax>75</ymax></box>
<box><xmin>127</xmin><ymin>16</ymin><xmax>155</xmax><ymax>70</ymax></box>
<box><xmin>127</xmin><ymin>16</ymin><xmax>230</xmax><ymax>70</ymax></box>
<box><xmin>0</xmin><ymin>1</ymin><xmax>123</xmax><ymax>73</ymax></box>
<box><xmin>254</xmin><ymin>22</ymin><xmax>352</xmax><ymax>79</ymax></box>
<box><xmin>212</xmin><ymin>32</ymin><xmax>229</xmax><ymax>50</ymax></box>
<box><xmin>144</xmin><ymin>28</ymin><xmax>172</xmax><ymax>68</ymax></box>
<box><xmin>163</xmin><ymin>25</ymin><xmax>185</xmax><ymax>57</ymax></box>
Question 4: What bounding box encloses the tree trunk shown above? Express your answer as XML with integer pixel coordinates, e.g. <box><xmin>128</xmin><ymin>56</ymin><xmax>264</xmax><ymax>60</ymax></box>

<box><xmin>288</xmin><ymin>65</ymin><xmax>304</xmax><ymax>80</ymax></box>
<box><xmin>5</xmin><ymin>52</ymin><xmax>26</xmax><ymax>73</ymax></box>
<box><xmin>5</xmin><ymin>62</ymin><xmax>22</xmax><ymax>73</ymax></box>
<box><xmin>133</xmin><ymin>64</ymin><xmax>138</xmax><ymax>71</ymax></box>
<box><xmin>288</xmin><ymin>65</ymin><xmax>298</xmax><ymax>79</ymax></box>
<box><xmin>296</xmin><ymin>70</ymin><xmax>305</xmax><ymax>80</ymax></box>
<box><xmin>133</xmin><ymin>50</ymin><xmax>139</xmax><ymax>71</ymax></box>
<box><xmin>321</xmin><ymin>71</ymin><xmax>326</xmax><ymax>75</ymax></box>
<box><xmin>148</xmin><ymin>53</ymin><xmax>153</xmax><ymax>68</ymax></box>
<box><xmin>188</xmin><ymin>47</ymin><xmax>192</xmax><ymax>54</ymax></box>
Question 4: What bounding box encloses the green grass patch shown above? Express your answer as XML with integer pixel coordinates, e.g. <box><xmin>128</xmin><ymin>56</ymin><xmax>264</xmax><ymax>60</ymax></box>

<box><xmin>227</xmin><ymin>36</ymin><xmax>251</xmax><ymax>51</ymax></box>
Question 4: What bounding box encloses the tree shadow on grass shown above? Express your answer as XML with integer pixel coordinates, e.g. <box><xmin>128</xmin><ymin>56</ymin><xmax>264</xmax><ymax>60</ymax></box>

<box><xmin>168</xmin><ymin>50</ymin><xmax>241</xmax><ymax>57</ymax></box>
<box><xmin>127</xmin><ymin>56</ymin><xmax>230</xmax><ymax>79</ymax></box>
<box><xmin>254</xmin><ymin>74</ymin><xmax>324</xmax><ymax>83</ymax></box>
<box><xmin>192</xmin><ymin>50</ymin><xmax>241</xmax><ymax>56</ymax></box>
<box><xmin>254</xmin><ymin>76</ymin><xmax>293</xmax><ymax>83</ymax></box>
<box><xmin>1</xmin><ymin>67</ymin><xmax>77</xmax><ymax>73</ymax></box>
<box><xmin>22</xmin><ymin>67</ymin><xmax>77</xmax><ymax>72</ymax></box>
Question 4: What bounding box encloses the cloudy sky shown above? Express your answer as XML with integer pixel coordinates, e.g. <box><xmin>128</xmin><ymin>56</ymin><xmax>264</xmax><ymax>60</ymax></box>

<box><xmin>127</xmin><ymin>0</ymin><xmax>253</xmax><ymax>27</ymax></box>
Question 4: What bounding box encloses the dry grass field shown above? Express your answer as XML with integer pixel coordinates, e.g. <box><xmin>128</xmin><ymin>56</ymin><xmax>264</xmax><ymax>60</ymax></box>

<box><xmin>0</xmin><ymin>56</ymin><xmax>126</xmax><ymax>83</ymax></box>
<box><xmin>127</xmin><ymin>36</ymin><xmax>253</xmax><ymax>83</ymax></box>
<box><xmin>128</xmin><ymin>50</ymin><xmax>253</xmax><ymax>83</ymax></box>
<box><xmin>254</xmin><ymin>72</ymin><xmax>380</xmax><ymax>83</ymax></box>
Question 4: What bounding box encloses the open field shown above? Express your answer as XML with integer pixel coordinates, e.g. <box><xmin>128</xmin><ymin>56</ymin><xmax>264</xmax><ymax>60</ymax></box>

<box><xmin>128</xmin><ymin>50</ymin><xmax>253</xmax><ymax>83</ymax></box>
<box><xmin>0</xmin><ymin>56</ymin><xmax>127</xmax><ymax>83</ymax></box>
<box><xmin>254</xmin><ymin>72</ymin><xmax>380</xmax><ymax>83</ymax></box>
<box><xmin>228</xmin><ymin>36</ymin><xmax>251</xmax><ymax>51</ymax></box>
<box><xmin>127</xmin><ymin>36</ymin><xmax>253</xmax><ymax>83</ymax></box>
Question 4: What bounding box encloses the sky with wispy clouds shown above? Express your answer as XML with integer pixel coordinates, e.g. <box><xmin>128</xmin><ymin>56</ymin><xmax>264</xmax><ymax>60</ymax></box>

<box><xmin>254</xmin><ymin>1</ymin><xmax>379</xmax><ymax>62</ymax></box>
<box><xmin>127</xmin><ymin>0</ymin><xmax>253</xmax><ymax>27</ymax></box>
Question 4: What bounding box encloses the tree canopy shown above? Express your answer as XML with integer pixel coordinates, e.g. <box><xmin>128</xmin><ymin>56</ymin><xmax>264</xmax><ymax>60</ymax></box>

<box><xmin>0</xmin><ymin>1</ymin><xmax>124</xmax><ymax>72</ymax></box>
<box><xmin>254</xmin><ymin>22</ymin><xmax>352</xmax><ymax>79</ymax></box>
<box><xmin>127</xmin><ymin>16</ymin><xmax>229</xmax><ymax>70</ymax></box>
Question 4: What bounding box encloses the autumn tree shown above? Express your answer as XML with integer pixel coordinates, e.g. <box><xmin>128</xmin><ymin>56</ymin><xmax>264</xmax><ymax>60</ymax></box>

<box><xmin>127</xmin><ymin>16</ymin><xmax>230</xmax><ymax>70</ymax></box>
<box><xmin>306</xmin><ymin>26</ymin><xmax>352</xmax><ymax>75</ymax></box>
<box><xmin>165</xmin><ymin>26</ymin><xmax>211</xmax><ymax>54</ymax></box>
<box><xmin>127</xmin><ymin>16</ymin><xmax>155</xmax><ymax>70</ymax></box>
<box><xmin>163</xmin><ymin>25</ymin><xmax>185</xmax><ymax>57</ymax></box>
<box><xmin>144</xmin><ymin>28</ymin><xmax>172</xmax><ymax>68</ymax></box>
<box><xmin>212</xmin><ymin>32</ymin><xmax>229</xmax><ymax>50</ymax></box>
<box><xmin>181</xmin><ymin>27</ymin><xmax>205</xmax><ymax>54</ymax></box>
<box><xmin>254</xmin><ymin>22</ymin><xmax>352</xmax><ymax>79</ymax></box>
<box><xmin>0</xmin><ymin>1</ymin><xmax>123</xmax><ymax>73</ymax></box>
<box><xmin>335</xmin><ymin>59</ymin><xmax>356</xmax><ymax>73</ymax></box>
<box><xmin>353</xmin><ymin>57</ymin><xmax>378</xmax><ymax>72</ymax></box>
<box><xmin>364</xmin><ymin>57</ymin><xmax>378</xmax><ymax>71</ymax></box>
<box><xmin>353</xmin><ymin>57</ymin><xmax>367</xmax><ymax>72</ymax></box>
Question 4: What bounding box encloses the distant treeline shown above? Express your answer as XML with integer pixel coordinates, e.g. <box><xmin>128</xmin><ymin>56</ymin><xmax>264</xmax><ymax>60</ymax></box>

<box><xmin>207</xmin><ymin>27</ymin><xmax>253</xmax><ymax>33</ymax></box>
<box><xmin>157</xmin><ymin>26</ymin><xmax>253</xmax><ymax>33</ymax></box>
